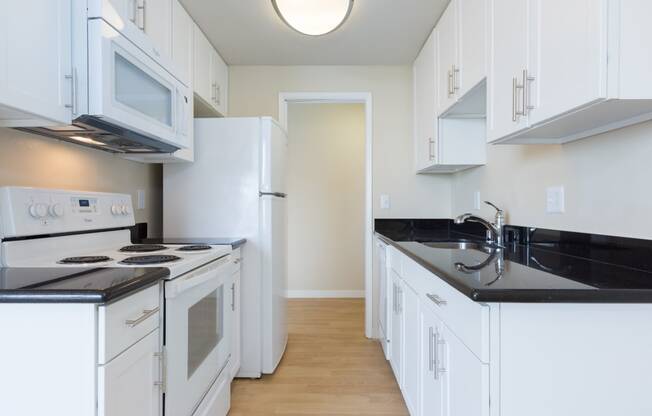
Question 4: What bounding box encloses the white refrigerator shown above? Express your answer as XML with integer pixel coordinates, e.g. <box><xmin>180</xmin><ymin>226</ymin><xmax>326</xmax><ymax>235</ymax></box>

<box><xmin>163</xmin><ymin>117</ymin><xmax>288</xmax><ymax>377</ymax></box>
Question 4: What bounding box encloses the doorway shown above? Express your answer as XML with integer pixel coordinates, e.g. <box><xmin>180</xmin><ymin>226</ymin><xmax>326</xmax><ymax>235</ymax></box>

<box><xmin>279</xmin><ymin>93</ymin><xmax>373</xmax><ymax>338</ymax></box>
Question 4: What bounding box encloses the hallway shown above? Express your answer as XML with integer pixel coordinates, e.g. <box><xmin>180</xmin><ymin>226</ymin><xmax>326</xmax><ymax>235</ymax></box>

<box><xmin>229</xmin><ymin>299</ymin><xmax>409</xmax><ymax>415</ymax></box>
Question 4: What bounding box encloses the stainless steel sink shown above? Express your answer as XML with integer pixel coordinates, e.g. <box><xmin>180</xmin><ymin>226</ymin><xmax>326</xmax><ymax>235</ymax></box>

<box><xmin>421</xmin><ymin>241</ymin><xmax>500</xmax><ymax>253</ymax></box>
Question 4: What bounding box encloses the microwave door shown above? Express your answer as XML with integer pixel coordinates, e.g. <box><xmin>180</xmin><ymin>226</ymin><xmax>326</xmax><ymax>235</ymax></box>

<box><xmin>87</xmin><ymin>19</ymin><xmax>187</xmax><ymax>150</ymax></box>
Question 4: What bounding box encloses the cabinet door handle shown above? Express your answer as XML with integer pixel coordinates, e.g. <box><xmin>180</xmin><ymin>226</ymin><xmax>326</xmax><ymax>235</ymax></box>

<box><xmin>452</xmin><ymin>65</ymin><xmax>460</xmax><ymax>93</ymax></box>
<box><xmin>231</xmin><ymin>282</ymin><xmax>236</xmax><ymax>311</ymax></box>
<box><xmin>137</xmin><ymin>0</ymin><xmax>146</xmax><ymax>31</ymax></box>
<box><xmin>64</xmin><ymin>68</ymin><xmax>77</xmax><ymax>115</ymax></box>
<box><xmin>216</xmin><ymin>85</ymin><xmax>221</xmax><ymax>106</ymax></box>
<box><xmin>512</xmin><ymin>76</ymin><xmax>518</xmax><ymax>122</ymax></box>
<box><xmin>427</xmin><ymin>293</ymin><xmax>447</xmax><ymax>306</ymax></box>
<box><xmin>125</xmin><ymin>307</ymin><xmax>159</xmax><ymax>327</ymax></box>
<box><xmin>433</xmin><ymin>330</ymin><xmax>446</xmax><ymax>380</ymax></box>
<box><xmin>523</xmin><ymin>68</ymin><xmax>535</xmax><ymax>115</ymax></box>
<box><xmin>428</xmin><ymin>137</ymin><xmax>435</xmax><ymax>161</ymax></box>
<box><xmin>130</xmin><ymin>0</ymin><xmax>137</xmax><ymax>24</ymax></box>
<box><xmin>428</xmin><ymin>326</ymin><xmax>434</xmax><ymax>372</ymax></box>
<box><xmin>447</xmin><ymin>69</ymin><xmax>454</xmax><ymax>97</ymax></box>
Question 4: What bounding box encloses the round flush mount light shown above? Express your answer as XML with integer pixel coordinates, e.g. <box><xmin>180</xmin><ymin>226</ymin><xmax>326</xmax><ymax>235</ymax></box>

<box><xmin>272</xmin><ymin>0</ymin><xmax>354</xmax><ymax>36</ymax></box>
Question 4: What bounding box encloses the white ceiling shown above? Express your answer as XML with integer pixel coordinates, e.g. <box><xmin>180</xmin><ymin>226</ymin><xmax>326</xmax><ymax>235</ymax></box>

<box><xmin>180</xmin><ymin>0</ymin><xmax>449</xmax><ymax>65</ymax></box>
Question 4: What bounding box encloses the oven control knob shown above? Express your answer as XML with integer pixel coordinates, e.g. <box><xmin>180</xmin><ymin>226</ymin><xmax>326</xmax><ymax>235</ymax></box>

<box><xmin>122</xmin><ymin>205</ymin><xmax>131</xmax><ymax>215</ymax></box>
<box><xmin>29</xmin><ymin>203</ymin><xmax>48</xmax><ymax>219</ymax></box>
<box><xmin>49</xmin><ymin>203</ymin><xmax>64</xmax><ymax>218</ymax></box>
<box><xmin>111</xmin><ymin>204</ymin><xmax>120</xmax><ymax>215</ymax></box>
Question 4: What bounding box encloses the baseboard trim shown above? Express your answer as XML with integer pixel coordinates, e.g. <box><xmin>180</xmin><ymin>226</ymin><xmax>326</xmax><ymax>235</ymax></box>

<box><xmin>286</xmin><ymin>290</ymin><xmax>365</xmax><ymax>299</ymax></box>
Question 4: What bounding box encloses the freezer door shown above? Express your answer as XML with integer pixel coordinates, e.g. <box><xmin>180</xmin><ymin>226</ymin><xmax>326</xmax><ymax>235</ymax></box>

<box><xmin>259</xmin><ymin>194</ymin><xmax>288</xmax><ymax>373</ymax></box>
<box><xmin>260</xmin><ymin>118</ymin><xmax>288</xmax><ymax>194</ymax></box>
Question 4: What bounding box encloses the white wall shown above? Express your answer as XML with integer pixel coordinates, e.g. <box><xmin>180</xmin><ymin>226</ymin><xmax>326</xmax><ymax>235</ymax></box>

<box><xmin>286</xmin><ymin>103</ymin><xmax>365</xmax><ymax>294</ymax></box>
<box><xmin>452</xmin><ymin>120</ymin><xmax>652</xmax><ymax>239</ymax></box>
<box><xmin>228</xmin><ymin>65</ymin><xmax>453</xmax><ymax>219</ymax></box>
<box><xmin>0</xmin><ymin>128</ymin><xmax>163</xmax><ymax>236</ymax></box>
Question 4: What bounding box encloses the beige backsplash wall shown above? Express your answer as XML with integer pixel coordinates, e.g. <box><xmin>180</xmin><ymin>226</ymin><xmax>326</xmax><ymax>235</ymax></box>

<box><xmin>0</xmin><ymin>128</ymin><xmax>163</xmax><ymax>236</ymax></box>
<box><xmin>228</xmin><ymin>65</ymin><xmax>453</xmax><ymax>219</ymax></box>
<box><xmin>452</xmin><ymin>120</ymin><xmax>652</xmax><ymax>239</ymax></box>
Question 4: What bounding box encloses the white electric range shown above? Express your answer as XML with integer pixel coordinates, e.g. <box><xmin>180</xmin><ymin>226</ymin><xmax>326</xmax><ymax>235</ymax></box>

<box><xmin>0</xmin><ymin>186</ymin><xmax>234</xmax><ymax>416</ymax></box>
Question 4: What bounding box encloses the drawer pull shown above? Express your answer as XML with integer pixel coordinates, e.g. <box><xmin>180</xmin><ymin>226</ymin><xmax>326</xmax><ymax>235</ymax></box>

<box><xmin>427</xmin><ymin>293</ymin><xmax>447</xmax><ymax>306</ymax></box>
<box><xmin>125</xmin><ymin>307</ymin><xmax>159</xmax><ymax>328</ymax></box>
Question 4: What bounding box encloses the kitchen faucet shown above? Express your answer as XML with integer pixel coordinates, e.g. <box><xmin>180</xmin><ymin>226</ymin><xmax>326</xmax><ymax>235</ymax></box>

<box><xmin>454</xmin><ymin>201</ymin><xmax>505</xmax><ymax>246</ymax></box>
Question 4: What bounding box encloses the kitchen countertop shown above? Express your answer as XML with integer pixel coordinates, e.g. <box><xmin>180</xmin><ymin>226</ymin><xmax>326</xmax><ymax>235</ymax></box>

<box><xmin>0</xmin><ymin>267</ymin><xmax>169</xmax><ymax>304</ymax></box>
<box><xmin>377</xmin><ymin>232</ymin><xmax>652</xmax><ymax>303</ymax></box>
<box><xmin>141</xmin><ymin>237</ymin><xmax>247</xmax><ymax>249</ymax></box>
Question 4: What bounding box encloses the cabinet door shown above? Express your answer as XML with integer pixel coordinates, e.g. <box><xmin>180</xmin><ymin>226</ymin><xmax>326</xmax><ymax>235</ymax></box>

<box><xmin>413</xmin><ymin>30</ymin><xmax>438</xmax><ymax>171</ymax></box>
<box><xmin>457</xmin><ymin>0</ymin><xmax>486</xmax><ymax>96</ymax></box>
<box><xmin>487</xmin><ymin>0</ymin><xmax>529</xmax><ymax>142</ymax></box>
<box><xmin>193</xmin><ymin>25</ymin><xmax>213</xmax><ymax>105</ymax></box>
<box><xmin>528</xmin><ymin>0</ymin><xmax>606</xmax><ymax>125</ymax></box>
<box><xmin>98</xmin><ymin>329</ymin><xmax>161</xmax><ymax>416</ymax></box>
<box><xmin>440</xmin><ymin>325</ymin><xmax>489</xmax><ymax>416</ymax></box>
<box><xmin>436</xmin><ymin>2</ymin><xmax>459</xmax><ymax>114</ymax></box>
<box><xmin>229</xmin><ymin>267</ymin><xmax>241</xmax><ymax>379</ymax></box>
<box><xmin>211</xmin><ymin>49</ymin><xmax>228</xmax><ymax>116</ymax></box>
<box><xmin>142</xmin><ymin>0</ymin><xmax>172</xmax><ymax>60</ymax></box>
<box><xmin>420</xmin><ymin>307</ymin><xmax>444</xmax><ymax>416</ymax></box>
<box><xmin>171</xmin><ymin>0</ymin><xmax>193</xmax><ymax>87</ymax></box>
<box><xmin>0</xmin><ymin>0</ymin><xmax>72</xmax><ymax>125</ymax></box>
<box><xmin>401</xmin><ymin>282</ymin><xmax>421</xmax><ymax>415</ymax></box>
<box><xmin>390</xmin><ymin>272</ymin><xmax>403</xmax><ymax>384</ymax></box>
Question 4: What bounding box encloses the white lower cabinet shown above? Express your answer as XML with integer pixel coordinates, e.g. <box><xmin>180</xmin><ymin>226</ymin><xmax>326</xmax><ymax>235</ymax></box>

<box><xmin>229</xmin><ymin>250</ymin><xmax>242</xmax><ymax>380</ymax></box>
<box><xmin>98</xmin><ymin>329</ymin><xmax>162</xmax><ymax>416</ymax></box>
<box><xmin>420</xmin><ymin>307</ymin><xmax>443</xmax><ymax>416</ymax></box>
<box><xmin>401</xmin><ymin>282</ymin><xmax>421</xmax><ymax>415</ymax></box>
<box><xmin>390</xmin><ymin>270</ymin><xmax>403</xmax><ymax>384</ymax></box>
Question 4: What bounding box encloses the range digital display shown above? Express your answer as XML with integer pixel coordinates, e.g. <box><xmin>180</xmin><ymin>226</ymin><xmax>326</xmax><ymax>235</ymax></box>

<box><xmin>78</xmin><ymin>199</ymin><xmax>90</xmax><ymax>207</ymax></box>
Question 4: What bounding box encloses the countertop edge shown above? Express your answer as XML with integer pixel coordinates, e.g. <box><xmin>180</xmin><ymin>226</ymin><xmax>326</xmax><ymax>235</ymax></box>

<box><xmin>375</xmin><ymin>231</ymin><xmax>652</xmax><ymax>304</ymax></box>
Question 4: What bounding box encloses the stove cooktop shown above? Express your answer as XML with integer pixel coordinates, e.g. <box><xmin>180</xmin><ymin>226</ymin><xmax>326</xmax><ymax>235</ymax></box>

<box><xmin>119</xmin><ymin>255</ymin><xmax>182</xmax><ymax>265</ymax></box>
<box><xmin>119</xmin><ymin>244</ymin><xmax>168</xmax><ymax>253</ymax></box>
<box><xmin>59</xmin><ymin>256</ymin><xmax>113</xmax><ymax>264</ymax></box>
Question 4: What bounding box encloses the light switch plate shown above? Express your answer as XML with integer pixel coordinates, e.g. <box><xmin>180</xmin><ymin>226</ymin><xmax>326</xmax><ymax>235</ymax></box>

<box><xmin>137</xmin><ymin>190</ymin><xmax>146</xmax><ymax>210</ymax></box>
<box><xmin>380</xmin><ymin>194</ymin><xmax>391</xmax><ymax>210</ymax></box>
<box><xmin>546</xmin><ymin>186</ymin><xmax>565</xmax><ymax>213</ymax></box>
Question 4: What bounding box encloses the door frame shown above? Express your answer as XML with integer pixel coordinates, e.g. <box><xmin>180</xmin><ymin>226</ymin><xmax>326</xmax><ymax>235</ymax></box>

<box><xmin>278</xmin><ymin>92</ymin><xmax>374</xmax><ymax>339</ymax></box>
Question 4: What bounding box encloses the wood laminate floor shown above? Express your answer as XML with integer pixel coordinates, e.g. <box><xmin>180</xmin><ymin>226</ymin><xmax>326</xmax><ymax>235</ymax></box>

<box><xmin>230</xmin><ymin>299</ymin><xmax>409</xmax><ymax>415</ymax></box>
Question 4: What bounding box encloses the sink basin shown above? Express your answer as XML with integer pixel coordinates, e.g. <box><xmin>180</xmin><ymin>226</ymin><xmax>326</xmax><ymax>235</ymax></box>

<box><xmin>421</xmin><ymin>241</ymin><xmax>500</xmax><ymax>253</ymax></box>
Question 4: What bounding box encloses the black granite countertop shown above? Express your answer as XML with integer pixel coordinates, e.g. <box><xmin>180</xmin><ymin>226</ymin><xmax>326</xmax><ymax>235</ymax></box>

<box><xmin>0</xmin><ymin>267</ymin><xmax>169</xmax><ymax>304</ymax></box>
<box><xmin>141</xmin><ymin>237</ymin><xmax>247</xmax><ymax>249</ymax></box>
<box><xmin>376</xmin><ymin>219</ymin><xmax>652</xmax><ymax>303</ymax></box>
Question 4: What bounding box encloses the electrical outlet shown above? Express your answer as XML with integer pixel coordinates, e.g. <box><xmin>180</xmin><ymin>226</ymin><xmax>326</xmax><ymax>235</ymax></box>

<box><xmin>137</xmin><ymin>190</ymin><xmax>146</xmax><ymax>210</ymax></box>
<box><xmin>473</xmin><ymin>191</ymin><xmax>481</xmax><ymax>210</ymax></box>
<box><xmin>380</xmin><ymin>194</ymin><xmax>391</xmax><ymax>210</ymax></box>
<box><xmin>546</xmin><ymin>186</ymin><xmax>565</xmax><ymax>213</ymax></box>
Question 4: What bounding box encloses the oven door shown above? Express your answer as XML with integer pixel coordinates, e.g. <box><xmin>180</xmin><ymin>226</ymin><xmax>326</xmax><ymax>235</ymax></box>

<box><xmin>165</xmin><ymin>255</ymin><xmax>233</xmax><ymax>416</ymax></box>
<box><xmin>87</xmin><ymin>19</ymin><xmax>190</xmax><ymax>150</ymax></box>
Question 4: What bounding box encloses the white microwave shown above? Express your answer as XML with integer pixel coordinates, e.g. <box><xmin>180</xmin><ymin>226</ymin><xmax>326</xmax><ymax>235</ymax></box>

<box><xmin>20</xmin><ymin>18</ymin><xmax>191</xmax><ymax>154</ymax></box>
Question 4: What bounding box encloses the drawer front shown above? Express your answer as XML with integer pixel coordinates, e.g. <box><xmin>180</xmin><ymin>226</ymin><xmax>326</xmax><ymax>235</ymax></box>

<box><xmin>193</xmin><ymin>368</ymin><xmax>231</xmax><ymax>416</ymax></box>
<box><xmin>387</xmin><ymin>245</ymin><xmax>403</xmax><ymax>276</ymax></box>
<box><xmin>402</xmin><ymin>257</ymin><xmax>490</xmax><ymax>362</ymax></box>
<box><xmin>99</xmin><ymin>284</ymin><xmax>161</xmax><ymax>364</ymax></box>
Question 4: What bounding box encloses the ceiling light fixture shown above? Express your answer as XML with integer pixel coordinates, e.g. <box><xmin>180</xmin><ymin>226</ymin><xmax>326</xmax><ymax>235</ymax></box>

<box><xmin>272</xmin><ymin>0</ymin><xmax>354</xmax><ymax>36</ymax></box>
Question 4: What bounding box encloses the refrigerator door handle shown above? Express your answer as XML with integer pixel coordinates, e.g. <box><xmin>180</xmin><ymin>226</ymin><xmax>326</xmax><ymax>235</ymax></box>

<box><xmin>259</xmin><ymin>192</ymin><xmax>287</xmax><ymax>198</ymax></box>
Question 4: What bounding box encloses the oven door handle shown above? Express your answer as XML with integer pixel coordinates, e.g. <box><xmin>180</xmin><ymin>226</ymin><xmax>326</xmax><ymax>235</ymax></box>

<box><xmin>165</xmin><ymin>254</ymin><xmax>232</xmax><ymax>299</ymax></box>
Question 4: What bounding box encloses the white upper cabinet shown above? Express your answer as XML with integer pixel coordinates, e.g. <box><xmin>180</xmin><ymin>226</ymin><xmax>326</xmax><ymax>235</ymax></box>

<box><xmin>487</xmin><ymin>0</ymin><xmax>529</xmax><ymax>142</ymax></box>
<box><xmin>211</xmin><ymin>49</ymin><xmax>229</xmax><ymax>116</ymax></box>
<box><xmin>490</xmin><ymin>0</ymin><xmax>652</xmax><ymax>144</ymax></box>
<box><xmin>142</xmin><ymin>0</ymin><xmax>172</xmax><ymax>60</ymax></box>
<box><xmin>414</xmin><ymin>0</ymin><xmax>487</xmax><ymax>174</ymax></box>
<box><xmin>436</xmin><ymin>4</ymin><xmax>458</xmax><ymax>114</ymax></box>
<box><xmin>413</xmin><ymin>31</ymin><xmax>437</xmax><ymax>172</ymax></box>
<box><xmin>193</xmin><ymin>26</ymin><xmax>229</xmax><ymax>117</ymax></box>
<box><xmin>457</xmin><ymin>0</ymin><xmax>487</xmax><ymax>97</ymax></box>
<box><xmin>0</xmin><ymin>0</ymin><xmax>72</xmax><ymax>126</ymax></box>
<box><xmin>171</xmin><ymin>0</ymin><xmax>193</xmax><ymax>87</ymax></box>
